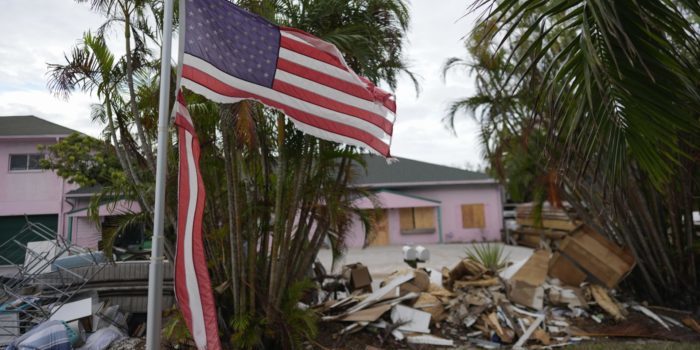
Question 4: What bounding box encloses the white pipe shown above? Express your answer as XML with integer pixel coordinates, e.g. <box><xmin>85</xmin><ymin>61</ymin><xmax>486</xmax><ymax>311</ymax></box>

<box><xmin>145</xmin><ymin>0</ymin><xmax>174</xmax><ymax>348</ymax></box>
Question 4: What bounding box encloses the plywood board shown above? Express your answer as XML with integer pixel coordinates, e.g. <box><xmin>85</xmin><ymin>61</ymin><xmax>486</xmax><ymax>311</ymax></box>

<box><xmin>413</xmin><ymin>207</ymin><xmax>434</xmax><ymax>229</ymax></box>
<box><xmin>399</xmin><ymin>208</ymin><xmax>414</xmax><ymax>230</ymax></box>
<box><xmin>461</xmin><ymin>204</ymin><xmax>485</xmax><ymax>228</ymax></box>
<box><xmin>369</xmin><ymin>210</ymin><xmax>389</xmax><ymax>246</ymax></box>
<box><xmin>50</xmin><ymin>297</ymin><xmax>93</xmax><ymax>322</ymax></box>
<box><xmin>559</xmin><ymin>228</ymin><xmax>635</xmax><ymax>288</ymax></box>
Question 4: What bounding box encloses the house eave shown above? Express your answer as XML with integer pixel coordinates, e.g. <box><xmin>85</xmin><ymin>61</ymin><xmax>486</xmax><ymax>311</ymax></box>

<box><xmin>355</xmin><ymin>179</ymin><xmax>498</xmax><ymax>188</ymax></box>
<box><xmin>0</xmin><ymin>134</ymin><xmax>72</xmax><ymax>140</ymax></box>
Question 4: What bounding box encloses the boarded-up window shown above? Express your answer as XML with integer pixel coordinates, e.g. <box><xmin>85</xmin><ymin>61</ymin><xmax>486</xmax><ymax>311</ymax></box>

<box><xmin>461</xmin><ymin>204</ymin><xmax>485</xmax><ymax>228</ymax></box>
<box><xmin>399</xmin><ymin>207</ymin><xmax>435</xmax><ymax>234</ymax></box>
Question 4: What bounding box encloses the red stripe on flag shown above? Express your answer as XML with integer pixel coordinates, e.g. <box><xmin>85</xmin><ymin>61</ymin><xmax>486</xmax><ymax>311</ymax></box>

<box><xmin>183</xmin><ymin>65</ymin><xmax>390</xmax><ymax>155</ymax></box>
<box><xmin>174</xmin><ymin>122</ymin><xmax>192</xmax><ymax>331</ymax></box>
<box><xmin>174</xmin><ymin>94</ymin><xmax>222</xmax><ymax>350</ymax></box>
<box><xmin>272</xmin><ymin>80</ymin><xmax>393</xmax><ymax>135</ymax></box>
<box><xmin>276</xmin><ymin>58</ymin><xmax>396</xmax><ymax>113</ymax></box>
<box><xmin>280</xmin><ymin>36</ymin><xmax>348</xmax><ymax>72</ymax></box>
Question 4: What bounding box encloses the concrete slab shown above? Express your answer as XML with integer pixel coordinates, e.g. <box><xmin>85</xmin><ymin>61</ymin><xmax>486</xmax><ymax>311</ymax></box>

<box><xmin>318</xmin><ymin>243</ymin><xmax>533</xmax><ymax>279</ymax></box>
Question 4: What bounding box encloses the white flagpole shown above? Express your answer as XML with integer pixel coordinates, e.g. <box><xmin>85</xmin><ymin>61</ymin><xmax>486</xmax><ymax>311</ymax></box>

<box><xmin>146</xmin><ymin>0</ymin><xmax>174</xmax><ymax>348</ymax></box>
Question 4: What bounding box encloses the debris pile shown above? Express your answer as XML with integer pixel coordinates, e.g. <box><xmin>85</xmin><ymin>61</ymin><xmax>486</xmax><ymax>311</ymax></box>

<box><xmin>0</xmin><ymin>222</ymin><xmax>165</xmax><ymax>349</ymax></box>
<box><xmin>511</xmin><ymin>203</ymin><xmax>579</xmax><ymax>248</ymax></box>
<box><xmin>313</xmin><ymin>232</ymin><xmax>700</xmax><ymax>348</ymax></box>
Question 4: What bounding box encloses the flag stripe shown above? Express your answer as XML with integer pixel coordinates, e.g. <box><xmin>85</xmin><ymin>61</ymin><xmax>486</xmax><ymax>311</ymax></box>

<box><xmin>183</xmin><ymin>54</ymin><xmax>390</xmax><ymax>140</ymax></box>
<box><xmin>279</xmin><ymin>34</ymin><xmax>347</xmax><ymax>71</ymax></box>
<box><xmin>278</xmin><ymin>48</ymin><xmax>357</xmax><ymax>85</ymax></box>
<box><xmin>181</xmin><ymin>69</ymin><xmax>390</xmax><ymax>155</ymax></box>
<box><xmin>182</xmin><ymin>130</ymin><xmax>206</xmax><ymax>346</ymax></box>
<box><xmin>272</xmin><ymin>75</ymin><xmax>393</xmax><ymax>135</ymax></box>
<box><xmin>277</xmin><ymin>58</ymin><xmax>375</xmax><ymax>102</ymax></box>
<box><xmin>276</xmin><ymin>65</ymin><xmax>393</xmax><ymax>117</ymax></box>
<box><xmin>174</xmin><ymin>93</ymin><xmax>222</xmax><ymax>350</ymax></box>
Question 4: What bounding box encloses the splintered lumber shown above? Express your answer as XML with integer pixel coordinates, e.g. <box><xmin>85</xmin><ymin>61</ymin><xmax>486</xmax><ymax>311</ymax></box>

<box><xmin>406</xmin><ymin>335</ymin><xmax>454</xmax><ymax>346</ymax></box>
<box><xmin>482</xmin><ymin>312</ymin><xmax>514</xmax><ymax>343</ymax></box>
<box><xmin>632</xmin><ymin>305</ymin><xmax>670</xmax><ymax>330</ymax></box>
<box><xmin>589</xmin><ymin>284</ymin><xmax>625</xmax><ymax>321</ymax></box>
<box><xmin>683</xmin><ymin>318</ymin><xmax>700</xmax><ymax>333</ymax></box>
<box><xmin>340</xmin><ymin>304</ymin><xmax>392</xmax><ymax>322</ymax></box>
<box><xmin>454</xmin><ymin>277</ymin><xmax>500</xmax><ymax>289</ymax></box>
<box><xmin>512</xmin><ymin>314</ymin><xmax>544</xmax><ymax>350</ymax></box>
<box><xmin>413</xmin><ymin>293</ymin><xmax>446</xmax><ymax>322</ymax></box>
<box><xmin>559</xmin><ymin>227</ymin><xmax>635</xmax><ymax>288</ymax></box>
<box><xmin>323</xmin><ymin>273</ymin><xmax>414</xmax><ymax>321</ymax></box>
<box><xmin>506</xmin><ymin>250</ymin><xmax>550</xmax><ymax>310</ymax></box>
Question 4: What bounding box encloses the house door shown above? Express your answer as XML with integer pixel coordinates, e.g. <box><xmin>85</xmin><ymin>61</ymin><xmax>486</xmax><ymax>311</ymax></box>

<box><xmin>0</xmin><ymin>214</ymin><xmax>58</xmax><ymax>264</ymax></box>
<box><xmin>369</xmin><ymin>210</ymin><xmax>389</xmax><ymax>246</ymax></box>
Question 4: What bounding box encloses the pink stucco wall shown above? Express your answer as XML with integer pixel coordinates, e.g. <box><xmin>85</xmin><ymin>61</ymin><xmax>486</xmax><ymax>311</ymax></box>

<box><xmin>345</xmin><ymin>184</ymin><xmax>503</xmax><ymax>248</ymax></box>
<box><xmin>0</xmin><ymin>138</ymin><xmax>78</xmax><ymax>237</ymax></box>
<box><xmin>1</xmin><ymin>138</ymin><xmax>63</xmax><ymax>216</ymax></box>
<box><xmin>72</xmin><ymin>217</ymin><xmax>101</xmax><ymax>249</ymax></box>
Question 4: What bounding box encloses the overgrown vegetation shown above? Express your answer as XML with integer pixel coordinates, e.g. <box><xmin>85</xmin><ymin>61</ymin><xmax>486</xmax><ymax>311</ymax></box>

<box><xmin>445</xmin><ymin>0</ymin><xmax>700</xmax><ymax>306</ymax></box>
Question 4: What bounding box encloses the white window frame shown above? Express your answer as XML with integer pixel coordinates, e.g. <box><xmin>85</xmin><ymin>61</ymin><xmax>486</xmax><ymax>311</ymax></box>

<box><xmin>8</xmin><ymin>153</ymin><xmax>44</xmax><ymax>173</ymax></box>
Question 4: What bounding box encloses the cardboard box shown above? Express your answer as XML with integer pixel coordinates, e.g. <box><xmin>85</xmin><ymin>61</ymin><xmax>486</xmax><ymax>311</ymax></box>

<box><xmin>343</xmin><ymin>263</ymin><xmax>372</xmax><ymax>292</ymax></box>
<box><xmin>506</xmin><ymin>250</ymin><xmax>550</xmax><ymax>310</ymax></box>
<box><xmin>558</xmin><ymin>227</ymin><xmax>635</xmax><ymax>288</ymax></box>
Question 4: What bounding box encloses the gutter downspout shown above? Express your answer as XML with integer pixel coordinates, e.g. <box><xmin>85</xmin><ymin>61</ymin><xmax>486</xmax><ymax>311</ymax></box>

<box><xmin>67</xmin><ymin>217</ymin><xmax>73</xmax><ymax>245</ymax></box>
<box><xmin>56</xmin><ymin>137</ymin><xmax>66</xmax><ymax>240</ymax></box>
<box><xmin>437</xmin><ymin>207</ymin><xmax>444</xmax><ymax>243</ymax></box>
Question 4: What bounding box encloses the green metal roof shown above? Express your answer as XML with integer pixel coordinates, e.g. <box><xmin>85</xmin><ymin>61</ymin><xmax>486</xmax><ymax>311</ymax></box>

<box><xmin>353</xmin><ymin>154</ymin><xmax>494</xmax><ymax>187</ymax></box>
<box><xmin>66</xmin><ymin>185</ymin><xmax>103</xmax><ymax>197</ymax></box>
<box><xmin>0</xmin><ymin>115</ymin><xmax>78</xmax><ymax>137</ymax></box>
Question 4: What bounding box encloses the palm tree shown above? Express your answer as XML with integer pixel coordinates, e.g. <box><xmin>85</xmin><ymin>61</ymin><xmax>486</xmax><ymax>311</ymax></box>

<box><xmin>48</xmin><ymin>32</ymin><xmax>153</xmax><ymax>216</ymax></box>
<box><xmin>75</xmin><ymin>0</ymin><xmax>164</xmax><ymax>173</ymax></box>
<box><xmin>446</xmin><ymin>0</ymin><xmax>700</xmax><ymax>304</ymax></box>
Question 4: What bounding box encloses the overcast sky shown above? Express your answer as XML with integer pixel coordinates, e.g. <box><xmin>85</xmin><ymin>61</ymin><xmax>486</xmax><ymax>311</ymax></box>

<box><xmin>0</xmin><ymin>0</ymin><xmax>483</xmax><ymax>169</ymax></box>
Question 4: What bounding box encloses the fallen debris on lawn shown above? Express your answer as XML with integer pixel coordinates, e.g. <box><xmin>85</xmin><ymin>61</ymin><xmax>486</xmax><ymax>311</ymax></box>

<box><xmin>313</xmin><ymin>251</ymin><xmax>700</xmax><ymax>349</ymax></box>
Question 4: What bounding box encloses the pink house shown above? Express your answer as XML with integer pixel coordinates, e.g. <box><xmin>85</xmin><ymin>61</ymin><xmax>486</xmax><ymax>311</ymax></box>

<box><xmin>345</xmin><ymin>155</ymin><xmax>504</xmax><ymax>248</ymax></box>
<box><xmin>0</xmin><ymin>116</ymin><xmax>138</xmax><ymax>264</ymax></box>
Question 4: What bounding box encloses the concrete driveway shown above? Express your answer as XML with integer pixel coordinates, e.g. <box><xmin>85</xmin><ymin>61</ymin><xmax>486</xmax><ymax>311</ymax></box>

<box><xmin>317</xmin><ymin>243</ymin><xmax>533</xmax><ymax>279</ymax></box>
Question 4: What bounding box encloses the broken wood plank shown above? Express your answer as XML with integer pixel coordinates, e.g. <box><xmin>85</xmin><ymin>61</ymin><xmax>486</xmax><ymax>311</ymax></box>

<box><xmin>339</xmin><ymin>304</ymin><xmax>391</xmax><ymax>322</ymax></box>
<box><xmin>406</xmin><ymin>335</ymin><xmax>454</xmax><ymax>346</ymax></box>
<box><xmin>512</xmin><ymin>314</ymin><xmax>544</xmax><ymax>349</ymax></box>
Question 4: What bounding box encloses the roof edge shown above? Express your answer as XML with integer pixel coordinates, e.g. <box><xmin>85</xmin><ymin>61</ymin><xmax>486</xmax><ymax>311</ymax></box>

<box><xmin>356</xmin><ymin>179</ymin><xmax>499</xmax><ymax>188</ymax></box>
<box><xmin>376</xmin><ymin>189</ymin><xmax>441</xmax><ymax>203</ymax></box>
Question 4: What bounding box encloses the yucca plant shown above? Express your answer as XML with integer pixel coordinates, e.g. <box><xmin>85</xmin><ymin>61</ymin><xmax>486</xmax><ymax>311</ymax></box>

<box><xmin>465</xmin><ymin>242</ymin><xmax>509</xmax><ymax>273</ymax></box>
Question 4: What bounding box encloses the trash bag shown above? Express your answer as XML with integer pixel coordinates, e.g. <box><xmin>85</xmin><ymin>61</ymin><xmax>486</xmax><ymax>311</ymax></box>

<box><xmin>6</xmin><ymin>320</ymin><xmax>72</xmax><ymax>350</ymax></box>
<box><xmin>77</xmin><ymin>326</ymin><xmax>126</xmax><ymax>350</ymax></box>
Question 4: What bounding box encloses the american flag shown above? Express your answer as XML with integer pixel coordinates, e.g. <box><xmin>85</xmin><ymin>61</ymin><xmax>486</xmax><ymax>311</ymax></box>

<box><xmin>181</xmin><ymin>0</ymin><xmax>396</xmax><ymax>156</ymax></box>
<box><xmin>173</xmin><ymin>90</ymin><xmax>221</xmax><ymax>350</ymax></box>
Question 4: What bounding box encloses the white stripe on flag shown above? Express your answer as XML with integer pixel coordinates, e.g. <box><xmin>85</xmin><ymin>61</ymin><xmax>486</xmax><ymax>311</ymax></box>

<box><xmin>181</xmin><ymin>78</ymin><xmax>389</xmax><ymax>155</ymax></box>
<box><xmin>274</xmin><ymin>70</ymin><xmax>393</xmax><ymax>119</ymax></box>
<box><xmin>182</xmin><ymin>54</ymin><xmax>390</xmax><ymax>140</ymax></box>
<box><xmin>183</xmin><ymin>130</ymin><xmax>207</xmax><ymax>346</ymax></box>
<box><xmin>278</xmin><ymin>48</ymin><xmax>358</xmax><ymax>84</ymax></box>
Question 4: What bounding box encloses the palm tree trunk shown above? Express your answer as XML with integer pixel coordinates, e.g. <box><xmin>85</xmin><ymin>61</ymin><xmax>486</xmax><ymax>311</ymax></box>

<box><xmin>267</xmin><ymin>114</ymin><xmax>287</xmax><ymax>320</ymax></box>
<box><xmin>220</xmin><ymin>106</ymin><xmax>242</xmax><ymax>317</ymax></box>
<box><xmin>122</xmin><ymin>3</ymin><xmax>156</xmax><ymax>174</ymax></box>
